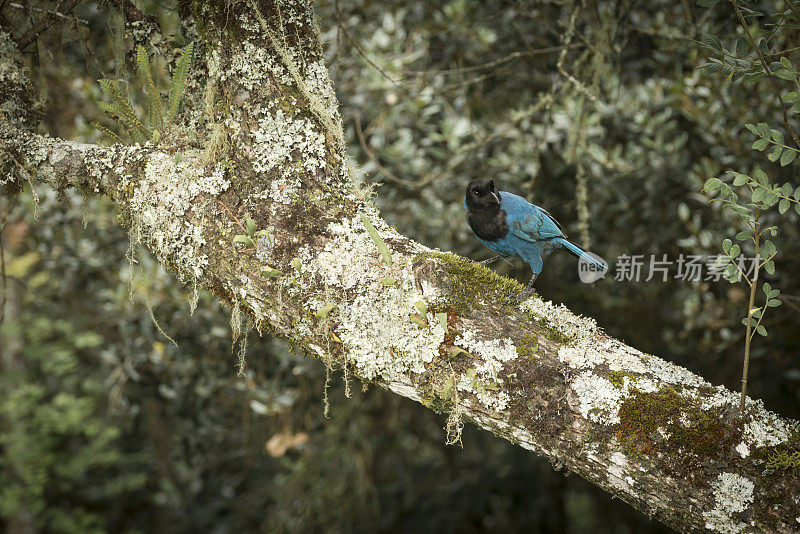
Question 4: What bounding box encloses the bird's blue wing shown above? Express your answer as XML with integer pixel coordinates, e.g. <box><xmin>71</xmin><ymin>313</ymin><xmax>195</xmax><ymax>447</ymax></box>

<box><xmin>500</xmin><ymin>192</ymin><xmax>566</xmax><ymax>243</ymax></box>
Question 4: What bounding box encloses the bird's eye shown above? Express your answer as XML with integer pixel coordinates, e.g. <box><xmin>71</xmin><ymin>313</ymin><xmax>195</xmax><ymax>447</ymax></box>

<box><xmin>473</xmin><ymin>190</ymin><xmax>480</xmax><ymax>196</ymax></box>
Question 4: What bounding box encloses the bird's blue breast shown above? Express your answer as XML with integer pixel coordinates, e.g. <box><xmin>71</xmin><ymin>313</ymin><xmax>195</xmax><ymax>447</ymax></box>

<box><xmin>476</xmin><ymin>234</ymin><xmax>518</xmax><ymax>258</ymax></box>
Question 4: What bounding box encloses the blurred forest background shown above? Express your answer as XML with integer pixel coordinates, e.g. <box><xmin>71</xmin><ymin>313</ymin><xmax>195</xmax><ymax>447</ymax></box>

<box><xmin>1</xmin><ymin>0</ymin><xmax>799</xmax><ymax>532</ymax></box>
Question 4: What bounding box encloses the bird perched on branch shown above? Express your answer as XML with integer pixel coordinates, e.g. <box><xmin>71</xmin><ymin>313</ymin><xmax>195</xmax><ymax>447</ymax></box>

<box><xmin>464</xmin><ymin>177</ymin><xmax>606</xmax><ymax>302</ymax></box>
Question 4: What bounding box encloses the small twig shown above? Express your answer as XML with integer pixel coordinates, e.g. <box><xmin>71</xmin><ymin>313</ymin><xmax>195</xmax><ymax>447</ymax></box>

<box><xmin>740</xmin><ymin>211</ymin><xmax>760</xmax><ymax>412</ymax></box>
<box><xmin>16</xmin><ymin>0</ymin><xmax>83</xmax><ymax>50</ymax></box>
<box><xmin>781</xmin><ymin>0</ymin><xmax>800</xmax><ymax>24</ymax></box>
<box><xmin>335</xmin><ymin>0</ymin><xmax>399</xmax><ymax>85</ymax></box>
<box><xmin>217</xmin><ymin>200</ymin><xmax>246</xmax><ymax>232</ymax></box>
<box><xmin>402</xmin><ymin>45</ymin><xmax>581</xmax><ymax>78</ymax></box>
<box><xmin>354</xmin><ymin>114</ymin><xmax>416</xmax><ymax>187</ymax></box>
<box><xmin>777</xmin><ymin>294</ymin><xmax>800</xmax><ymax>313</ymax></box>
<box><xmin>0</xmin><ymin>222</ymin><xmax>6</xmax><ymax>326</ymax></box>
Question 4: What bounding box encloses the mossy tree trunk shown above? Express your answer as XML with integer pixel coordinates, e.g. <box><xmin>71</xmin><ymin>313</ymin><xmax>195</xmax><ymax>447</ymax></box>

<box><xmin>1</xmin><ymin>2</ymin><xmax>798</xmax><ymax>532</ymax></box>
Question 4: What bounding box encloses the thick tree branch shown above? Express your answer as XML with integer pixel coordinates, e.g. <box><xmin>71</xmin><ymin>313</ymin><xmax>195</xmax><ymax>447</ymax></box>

<box><xmin>1</xmin><ymin>2</ymin><xmax>798</xmax><ymax>533</ymax></box>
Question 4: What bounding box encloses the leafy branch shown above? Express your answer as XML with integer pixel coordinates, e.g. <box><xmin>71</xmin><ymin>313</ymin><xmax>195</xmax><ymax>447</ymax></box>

<box><xmin>703</xmin><ymin>163</ymin><xmax>793</xmax><ymax>410</ymax></box>
<box><xmin>697</xmin><ymin>0</ymin><xmax>800</xmax><ymax>148</ymax></box>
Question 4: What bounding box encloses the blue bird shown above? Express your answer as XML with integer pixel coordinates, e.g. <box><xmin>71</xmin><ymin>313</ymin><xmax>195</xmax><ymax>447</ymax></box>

<box><xmin>464</xmin><ymin>177</ymin><xmax>606</xmax><ymax>301</ymax></box>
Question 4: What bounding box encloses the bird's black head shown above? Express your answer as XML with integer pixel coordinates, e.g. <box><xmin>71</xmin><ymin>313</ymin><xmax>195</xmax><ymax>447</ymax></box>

<box><xmin>465</xmin><ymin>177</ymin><xmax>501</xmax><ymax>213</ymax></box>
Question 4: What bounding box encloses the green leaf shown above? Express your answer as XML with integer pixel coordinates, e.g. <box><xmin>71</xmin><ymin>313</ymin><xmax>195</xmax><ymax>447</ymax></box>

<box><xmin>796</xmin><ymin>203</ymin><xmax>800</xmax><ymax>215</ymax></box>
<box><xmin>756</xmin><ymin>325</ymin><xmax>767</xmax><ymax>336</ymax></box>
<box><xmin>436</xmin><ymin>312</ymin><xmax>448</xmax><ymax>333</ymax></box>
<box><xmin>233</xmin><ymin>235</ymin><xmax>254</xmax><ymax>247</ymax></box>
<box><xmin>752</xmin><ymin>187</ymin><xmax>766</xmax><ymax>202</ymax></box>
<box><xmin>360</xmin><ymin>214</ymin><xmax>393</xmax><ymax>268</ymax></box>
<box><xmin>756</xmin><ymin>123</ymin><xmax>771</xmax><ymax>139</ymax></box>
<box><xmin>795</xmin><ymin>186</ymin><xmax>800</xmax><ymax>200</ymax></box>
<box><xmin>410</xmin><ymin>315</ymin><xmax>428</xmax><ymax>328</ymax></box>
<box><xmin>90</xmin><ymin>121</ymin><xmax>125</xmax><ymax>144</ymax></box>
<box><xmin>261</xmin><ymin>266</ymin><xmax>284</xmax><ymax>277</ymax></box>
<box><xmin>762</xmin><ymin>239</ymin><xmax>776</xmax><ymax>256</ymax></box>
<box><xmin>382</xmin><ymin>276</ymin><xmax>399</xmax><ymax>286</ymax></box>
<box><xmin>779</xmin><ymin>198</ymin><xmax>791</xmax><ymax>214</ymax></box>
<box><xmin>722</xmin><ymin>238</ymin><xmax>732</xmax><ymax>253</ymax></box>
<box><xmin>767</xmin><ymin>298</ymin><xmax>782</xmax><ymax>307</ymax></box>
<box><xmin>441</xmin><ymin>376</ymin><xmax>454</xmax><ymax>401</ymax></box>
<box><xmin>776</xmin><ymin>68</ymin><xmax>796</xmax><ymax>81</ymax></box>
<box><xmin>703</xmin><ymin>177</ymin><xmax>722</xmax><ymax>192</ymax></box>
<box><xmin>729</xmin><ymin>244</ymin><xmax>740</xmax><ymax>257</ymax></box>
<box><xmin>768</xmin><ymin>146</ymin><xmax>783</xmax><ymax>162</ymax></box>
<box><xmin>781</xmin><ymin>56</ymin><xmax>793</xmax><ymax>69</ymax></box>
<box><xmin>291</xmin><ymin>258</ymin><xmax>302</xmax><ymax>272</ymax></box>
<box><xmin>97</xmin><ymin>79</ymin><xmax>149</xmax><ymax>143</ymax></box>
<box><xmin>763</xmin><ymin>282</ymin><xmax>772</xmax><ymax>293</ymax></box>
<box><xmin>745</xmin><ymin>123</ymin><xmax>760</xmax><ymax>135</ymax></box>
<box><xmin>753</xmin><ymin>168</ymin><xmax>769</xmax><ymax>186</ymax></box>
<box><xmin>703</xmin><ymin>34</ymin><xmax>723</xmax><ymax>50</ymax></box>
<box><xmin>245</xmin><ymin>215</ymin><xmax>256</xmax><ymax>236</ymax></box>
<box><xmin>732</xmin><ymin>172</ymin><xmax>750</xmax><ymax>185</ymax></box>
<box><xmin>137</xmin><ymin>45</ymin><xmax>164</xmax><ymax>132</ymax></box>
<box><xmin>167</xmin><ymin>42</ymin><xmax>194</xmax><ymax>125</ymax></box>
<box><xmin>780</xmin><ymin>149</ymin><xmax>796</xmax><ymax>166</ymax></box>
<box><xmin>752</xmin><ymin>138</ymin><xmax>769</xmax><ymax>151</ymax></box>
<box><xmin>315</xmin><ymin>302</ymin><xmax>336</xmax><ymax>318</ymax></box>
<box><xmin>771</xmin><ymin>129</ymin><xmax>784</xmax><ymax>144</ymax></box>
<box><xmin>764</xmin><ymin>260</ymin><xmax>775</xmax><ymax>275</ymax></box>
<box><xmin>448</xmin><ymin>346</ymin><xmax>471</xmax><ymax>358</ymax></box>
<box><xmin>786</xmin><ymin>91</ymin><xmax>800</xmax><ymax>103</ymax></box>
<box><xmin>735</xmin><ymin>36</ymin><xmax>750</xmax><ymax>56</ymax></box>
<box><xmin>735</xmin><ymin>231</ymin><xmax>751</xmax><ymax>241</ymax></box>
<box><xmin>414</xmin><ymin>300</ymin><xmax>428</xmax><ymax>317</ymax></box>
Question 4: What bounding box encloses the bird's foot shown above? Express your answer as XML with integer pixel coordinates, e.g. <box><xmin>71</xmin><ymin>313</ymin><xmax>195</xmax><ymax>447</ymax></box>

<box><xmin>506</xmin><ymin>288</ymin><xmax>534</xmax><ymax>305</ymax></box>
<box><xmin>506</xmin><ymin>273</ymin><xmax>538</xmax><ymax>304</ymax></box>
<box><xmin>474</xmin><ymin>255</ymin><xmax>501</xmax><ymax>266</ymax></box>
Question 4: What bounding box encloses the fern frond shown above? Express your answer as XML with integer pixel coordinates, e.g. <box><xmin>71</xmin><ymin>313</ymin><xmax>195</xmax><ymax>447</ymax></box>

<box><xmin>97</xmin><ymin>99</ymin><xmax>147</xmax><ymax>144</ymax></box>
<box><xmin>166</xmin><ymin>42</ymin><xmax>194</xmax><ymax>126</ymax></box>
<box><xmin>90</xmin><ymin>121</ymin><xmax>126</xmax><ymax>145</ymax></box>
<box><xmin>98</xmin><ymin>78</ymin><xmax>150</xmax><ymax>143</ymax></box>
<box><xmin>137</xmin><ymin>45</ymin><xmax>163</xmax><ymax>134</ymax></box>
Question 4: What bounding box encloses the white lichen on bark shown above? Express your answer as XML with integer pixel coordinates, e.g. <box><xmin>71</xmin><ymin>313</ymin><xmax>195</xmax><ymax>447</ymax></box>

<box><xmin>703</xmin><ymin>472</ymin><xmax>755</xmax><ymax>534</ymax></box>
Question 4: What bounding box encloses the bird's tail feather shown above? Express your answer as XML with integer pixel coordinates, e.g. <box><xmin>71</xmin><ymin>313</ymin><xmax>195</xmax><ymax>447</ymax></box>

<box><xmin>554</xmin><ymin>238</ymin><xmax>606</xmax><ymax>271</ymax></box>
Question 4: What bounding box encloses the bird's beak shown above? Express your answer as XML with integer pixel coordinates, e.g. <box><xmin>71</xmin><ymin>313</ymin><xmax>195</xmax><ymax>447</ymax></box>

<box><xmin>491</xmin><ymin>192</ymin><xmax>500</xmax><ymax>204</ymax></box>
